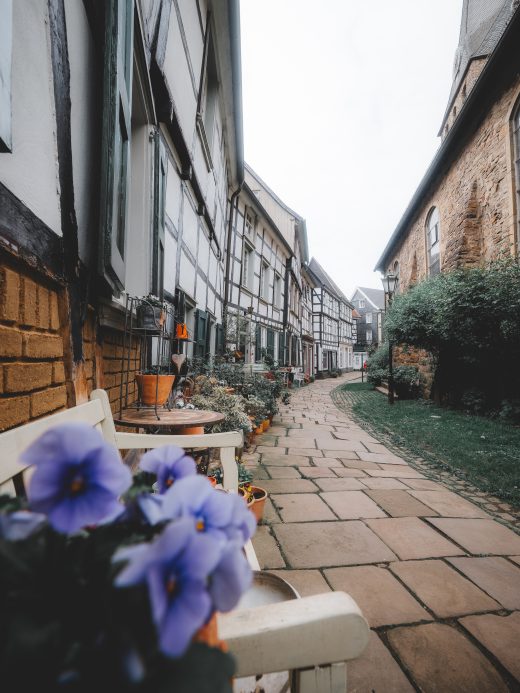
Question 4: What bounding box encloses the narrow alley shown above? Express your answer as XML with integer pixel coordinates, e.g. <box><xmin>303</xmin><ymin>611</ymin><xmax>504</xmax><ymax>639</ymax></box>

<box><xmin>248</xmin><ymin>375</ymin><xmax>520</xmax><ymax>691</ymax></box>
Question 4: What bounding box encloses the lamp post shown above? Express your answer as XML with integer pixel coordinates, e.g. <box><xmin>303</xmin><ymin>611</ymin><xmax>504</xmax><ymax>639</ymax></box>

<box><xmin>381</xmin><ymin>272</ymin><xmax>398</xmax><ymax>405</ymax></box>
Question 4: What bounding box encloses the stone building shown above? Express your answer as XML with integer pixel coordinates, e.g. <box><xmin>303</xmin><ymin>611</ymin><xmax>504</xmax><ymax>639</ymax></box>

<box><xmin>0</xmin><ymin>0</ymin><xmax>243</xmax><ymax>429</ymax></box>
<box><xmin>375</xmin><ymin>0</ymin><xmax>520</xmax><ymax>287</ymax></box>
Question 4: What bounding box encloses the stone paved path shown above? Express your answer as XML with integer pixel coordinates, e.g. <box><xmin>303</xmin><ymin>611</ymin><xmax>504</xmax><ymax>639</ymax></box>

<box><xmin>247</xmin><ymin>374</ymin><xmax>520</xmax><ymax>692</ymax></box>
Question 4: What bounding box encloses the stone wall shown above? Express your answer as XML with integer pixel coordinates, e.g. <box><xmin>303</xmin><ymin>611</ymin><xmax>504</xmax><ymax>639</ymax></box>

<box><xmin>387</xmin><ymin>78</ymin><xmax>520</xmax><ymax>292</ymax></box>
<box><xmin>393</xmin><ymin>345</ymin><xmax>435</xmax><ymax>398</ymax></box>
<box><xmin>0</xmin><ymin>256</ymin><xmax>68</xmax><ymax>431</ymax></box>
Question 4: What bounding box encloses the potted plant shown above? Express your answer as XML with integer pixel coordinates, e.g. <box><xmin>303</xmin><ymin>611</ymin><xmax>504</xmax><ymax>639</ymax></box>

<box><xmin>136</xmin><ymin>364</ymin><xmax>176</xmax><ymax>406</ymax></box>
<box><xmin>136</xmin><ymin>294</ymin><xmax>166</xmax><ymax>332</ymax></box>
<box><xmin>0</xmin><ymin>424</ymin><xmax>255</xmax><ymax>690</ymax></box>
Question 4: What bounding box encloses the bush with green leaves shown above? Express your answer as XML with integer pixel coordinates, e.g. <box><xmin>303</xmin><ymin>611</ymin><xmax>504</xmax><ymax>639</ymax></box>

<box><xmin>384</xmin><ymin>260</ymin><xmax>520</xmax><ymax>412</ymax></box>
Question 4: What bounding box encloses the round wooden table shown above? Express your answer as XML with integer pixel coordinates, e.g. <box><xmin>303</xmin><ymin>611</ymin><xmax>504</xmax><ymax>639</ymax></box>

<box><xmin>115</xmin><ymin>408</ymin><xmax>224</xmax><ymax>435</ymax></box>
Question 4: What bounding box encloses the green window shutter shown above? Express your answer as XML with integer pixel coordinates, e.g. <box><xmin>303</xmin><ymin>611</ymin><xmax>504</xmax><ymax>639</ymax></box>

<box><xmin>99</xmin><ymin>0</ymin><xmax>134</xmax><ymax>290</ymax></box>
<box><xmin>255</xmin><ymin>324</ymin><xmax>261</xmax><ymax>362</ymax></box>
<box><xmin>0</xmin><ymin>0</ymin><xmax>12</xmax><ymax>153</ymax></box>
<box><xmin>266</xmin><ymin>328</ymin><xmax>274</xmax><ymax>357</ymax></box>
<box><xmin>215</xmin><ymin>323</ymin><xmax>224</xmax><ymax>355</ymax></box>
<box><xmin>278</xmin><ymin>332</ymin><xmax>285</xmax><ymax>365</ymax></box>
<box><xmin>195</xmin><ymin>309</ymin><xmax>207</xmax><ymax>358</ymax></box>
<box><xmin>152</xmin><ymin>133</ymin><xmax>167</xmax><ymax>296</ymax></box>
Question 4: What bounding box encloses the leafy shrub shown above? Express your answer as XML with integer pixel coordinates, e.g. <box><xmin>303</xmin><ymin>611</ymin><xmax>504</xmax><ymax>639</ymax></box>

<box><xmin>393</xmin><ymin>365</ymin><xmax>423</xmax><ymax>399</ymax></box>
<box><xmin>366</xmin><ymin>345</ymin><xmax>389</xmax><ymax>387</ymax></box>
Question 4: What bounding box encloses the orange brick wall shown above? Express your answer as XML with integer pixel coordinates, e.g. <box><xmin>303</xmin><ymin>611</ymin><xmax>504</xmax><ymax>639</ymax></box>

<box><xmin>0</xmin><ymin>259</ymin><xmax>68</xmax><ymax>431</ymax></box>
<box><xmin>99</xmin><ymin>328</ymin><xmax>140</xmax><ymax>415</ymax></box>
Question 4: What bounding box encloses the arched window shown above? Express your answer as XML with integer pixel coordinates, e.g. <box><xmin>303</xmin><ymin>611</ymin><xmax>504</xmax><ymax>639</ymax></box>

<box><xmin>426</xmin><ymin>207</ymin><xmax>441</xmax><ymax>276</ymax></box>
<box><xmin>514</xmin><ymin>103</ymin><xmax>520</xmax><ymax>251</ymax></box>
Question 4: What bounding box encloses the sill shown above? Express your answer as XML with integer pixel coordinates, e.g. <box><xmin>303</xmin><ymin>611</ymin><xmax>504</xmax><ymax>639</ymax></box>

<box><xmin>196</xmin><ymin>114</ymin><xmax>214</xmax><ymax>172</ymax></box>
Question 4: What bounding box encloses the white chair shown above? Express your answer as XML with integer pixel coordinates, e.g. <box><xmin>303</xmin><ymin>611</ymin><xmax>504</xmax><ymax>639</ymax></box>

<box><xmin>0</xmin><ymin>388</ymin><xmax>370</xmax><ymax>691</ymax></box>
<box><xmin>293</xmin><ymin>367</ymin><xmax>305</xmax><ymax>387</ymax></box>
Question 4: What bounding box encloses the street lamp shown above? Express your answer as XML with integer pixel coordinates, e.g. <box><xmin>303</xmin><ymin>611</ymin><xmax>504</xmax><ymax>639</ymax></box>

<box><xmin>381</xmin><ymin>272</ymin><xmax>398</xmax><ymax>404</ymax></box>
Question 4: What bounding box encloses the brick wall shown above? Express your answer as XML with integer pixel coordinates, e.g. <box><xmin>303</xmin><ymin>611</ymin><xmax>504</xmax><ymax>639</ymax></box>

<box><xmin>0</xmin><ymin>259</ymin><xmax>68</xmax><ymax>431</ymax></box>
<box><xmin>385</xmin><ymin>78</ymin><xmax>520</xmax><ymax>292</ymax></box>
<box><xmin>393</xmin><ymin>345</ymin><xmax>434</xmax><ymax>398</ymax></box>
<box><xmin>99</xmin><ymin>328</ymin><xmax>140</xmax><ymax>415</ymax></box>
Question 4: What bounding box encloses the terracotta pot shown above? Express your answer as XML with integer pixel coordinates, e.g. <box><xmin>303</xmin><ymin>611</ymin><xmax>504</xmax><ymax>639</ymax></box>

<box><xmin>193</xmin><ymin>613</ymin><xmax>227</xmax><ymax>652</ymax></box>
<box><xmin>250</xmin><ymin>485</ymin><xmax>267</xmax><ymax>523</ymax></box>
<box><xmin>208</xmin><ymin>476</ymin><xmax>217</xmax><ymax>487</ymax></box>
<box><xmin>136</xmin><ymin>374</ymin><xmax>175</xmax><ymax>405</ymax></box>
<box><xmin>254</xmin><ymin>425</ymin><xmax>263</xmax><ymax>435</ymax></box>
<box><xmin>262</xmin><ymin>419</ymin><xmax>270</xmax><ymax>432</ymax></box>
<box><xmin>180</xmin><ymin>425</ymin><xmax>204</xmax><ymax>435</ymax></box>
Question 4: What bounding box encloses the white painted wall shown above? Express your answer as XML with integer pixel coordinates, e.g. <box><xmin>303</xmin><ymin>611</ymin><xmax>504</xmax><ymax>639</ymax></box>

<box><xmin>0</xmin><ymin>0</ymin><xmax>61</xmax><ymax>234</ymax></box>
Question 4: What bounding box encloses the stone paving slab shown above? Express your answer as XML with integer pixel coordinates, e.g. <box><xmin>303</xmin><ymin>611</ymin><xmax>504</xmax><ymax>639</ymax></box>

<box><xmin>272</xmin><ymin>521</ymin><xmax>397</xmax><ymax>568</ymax></box>
<box><xmin>261</xmin><ymin>453</ymin><xmax>310</xmax><ymax>466</ymax></box>
<box><xmin>390</xmin><ymin>559</ymin><xmax>500</xmax><ymax>617</ymax></box>
<box><xmin>310</xmin><ymin>456</ymin><xmax>345</xmax><ymax>467</ymax></box>
<box><xmin>446</xmin><ymin>556</ymin><xmax>520</xmax><ymax>610</ymax></box>
<box><xmin>251</xmin><ymin>526</ymin><xmax>285</xmax><ymax>569</ymax></box>
<box><xmin>271</xmin><ymin>493</ymin><xmax>336</xmax><ymax>523</ymax></box>
<box><xmin>365</xmin><ymin>517</ymin><xmax>464</xmax><ymax>559</ymax></box>
<box><xmin>320</xmin><ymin>491</ymin><xmax>387</xmax><ymax>519</ymax></box>
<box><xmin>427</xmin><ymin>518</ymin><xmax>520</xmax><ymax>555</ymax></box>
<box><xmin>332</xmin><ymin>467</ymin><xmax>369</xmax><ymax>478</ymax></box>
<box><xmin>364</xmin><ymin>467</ymin><xmax>426</xmax><ymax>478</ymax></box>
<box><xmin>400</xmin><ymin>478</ymin><xmax>448</xmax><ymax>491</ymax></box>
<box><xmin>264</xmin><ymin>466</ymin><xmax>301</xmax><ymax>479</ymax></box>
<box><xmin>297</xmin><ymin>466</ymin><xmax>337</xmax><ymax>478</ymax></box>
<box><xmin>347</xmin><ymin>631</ymin><xmax>415</xmax><ymax>693</ymax></box>
<box><xmin>314</xmin><ymin>477</ymin><xmax>368</xmax><ymax>491</ymax></box>
<box><xmin>459</xmin><ymin>612</ymin><xmax>520</xmax><ymax>681</ymax></box>
<box><xmin>269</xmin><ymin>569</ymin><xmax>331</xmax><ymax>597</ymax></box>
<box><xmin>258</xmin><ymin>479</ymin><xmax>318</xmax><ymax>494</ymax></box>
<box><xmin>288</xmin><ymin>447</ymin><xmax>323</xmax><ymax>457</ymax></box>
<box><xmin>324</xmin><ymin>565</ymin><xmax>432</xmax><ymax>627</ymax></box>
<box><xmin>408</xmin><ymin>490</ymin><xmax>490</xmax><ymax>518</ymax></box>
<box><xmin>387</xmin><ymin>623</ymin><xmax>509</xmax><ymax>692</ymax></box>
<box><xmin>358</xmin><ymin>477</ymin><xmax>411</xmax><ymax>490</ymax></box>
<box><xmin>340</xmin><ymin>459</ymin><xmax>379</xmax><ymax>469</ymax></box>
<box><xmin>365</xmin><ymin>489</ymin><xmax>439</xmax><ymax>517</ymax></box>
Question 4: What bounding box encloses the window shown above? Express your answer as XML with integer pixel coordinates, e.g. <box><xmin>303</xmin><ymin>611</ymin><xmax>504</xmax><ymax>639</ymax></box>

<box><xmin>242</xmin><ymin>242</ymin><xmax>254</xmax><ymax>290</ymax></box>
<box><xmin>0</xmin><ymin>0</ymin><xmax>12</xmax><ymax>152</ymax></box>
<box><xmin>99</xmin><ymin>0</ymin><xmax>134</xmax><ymax>290</ymax></box>
<box><xmin>260</xmin><ymin>260</ymin><xmax>270</xmax><ymax>301</ymax></box>
<box><xmin>365</xmin><ymin>312</ymin><xmax>372</xmax><ymax>324</ymax></box>
<box><xmin>358</xmin><ymin>299</ymin><xmax>365</xmax><ymax>309</ymax></box>
<box><xmin>366</xmin><ymin>330</ymin><xmax>372</xmax><ymax>343</ymax></box>
<box><xmin>426</xmin><ymin>207</ymin><xmax>441</xmax><ymax>275</ymax></box>
<box><xmin>196</xmin><ymin>22</ymin><xmax>218</xmax><ymax>169</ymax></box>
<box><xmin>514</xmin><ymin>103</ymin><xmax>520</xmax><ymax>250</ymax></box>
<box><xmin>244</xmin><ymin>212</ymin><xmax>254</xmax><ymax>239</ymax></box>
<box><xmin>152</xmin><ymin>135</ymin><xmax>167</xmax><ymax>296</ymax></box>
<box><xmin>274</xmin><ymin>273</ymin><xmax>282</xmax><ymax>308</ymax></box>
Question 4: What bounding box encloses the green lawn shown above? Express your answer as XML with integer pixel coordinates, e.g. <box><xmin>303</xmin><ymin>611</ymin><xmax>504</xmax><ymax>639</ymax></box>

<box><xmin>332</xmin><ymin>382</ymin><xmax>520</xmax><ymax>508</ymax></box>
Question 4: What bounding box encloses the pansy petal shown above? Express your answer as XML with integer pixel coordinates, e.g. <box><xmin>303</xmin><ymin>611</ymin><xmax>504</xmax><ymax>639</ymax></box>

<box><xmin>162</xmin><ymin>475</ymin><xmax>213</xmax><ymax>518</ymax></box>
<box><xmin>159</xmin><ymin>582</ymin><xmax>212</xmax><ymax>658</ymax></box>
<box><xmin>137</xmin><ymin>494</ymin><xmax>165</xmax><ymax>525</ymax></box>
<box><xmin>147</xmin><ymin>518</ymin><xmax>196</xmax><ymax>563</ymax></box>
<box><xmin>177</xmin><ymin>531</ymin><xmax>223</xmax><ymax>580</ymax></box>
<box><xmin>88</xmin><ymin>449</ymin><xmax>132</xmax><ymax>495</ymax></box>
<box><xmin>20</xmin><ymin>423</ymin><xmax>107</xmax><ymax>469</ymax></box>
<box><xmin>114</xmin><ymin>544</ymin><xmax>152</xmax><ymax>586</ymax></box>
<box><xmin>210</xmin><ymin>545</ymin><xmax>252</xmax><ymax>612</ymax></box>
<box><xmin>140</xmin><ymin>446</ymin><xmax>186</xmax><ymax>473</ymax></box>
<box><xmin>147</xmin><ymin>564</ymin><xmax>169</xmax><ymax>626</ymax></box>
<box><xmin>48</xmin><ymin>486</ymin><xmax>119</xmax><ymax>533</ymax></box>
<box><xmin>200</xmin><ymin>488</ymin><xmax>234</xmax><ymax>529</ymax></box>
<box><xmin>0</xmin><ymin>511</ymin><xmax>47</xmax><ymax>541</ymax></box>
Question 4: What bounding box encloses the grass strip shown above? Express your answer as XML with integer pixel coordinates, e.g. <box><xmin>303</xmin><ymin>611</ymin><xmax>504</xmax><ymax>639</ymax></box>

<box><xmin>332</xmin><ymin>382</ymin><xmax>520</xmax><ymax>508</ymax></box>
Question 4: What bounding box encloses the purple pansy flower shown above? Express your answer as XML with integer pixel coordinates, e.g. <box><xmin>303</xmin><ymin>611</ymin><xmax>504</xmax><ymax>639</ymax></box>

<box><xmin>114</xmin><ymin>517</ymin><xmax>222</xmax><ymax>657</ymax></box>
<box><xmin>21</xmin><ymin>423</ymin><xmax>132</xmax><ymax>535</ymax></box>
<box><xmin>139</xmin><ymin>446</ymin><xmax>196</xmax><ymax>493</ymax></box>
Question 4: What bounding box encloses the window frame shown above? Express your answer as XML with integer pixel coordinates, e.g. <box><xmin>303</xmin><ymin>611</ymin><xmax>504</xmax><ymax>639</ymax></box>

<box><xmin>241</xmin><ymin>241</ymin><xmax>254</xmax><ymax>291</ymax></box>
<box><xmin>426</xmin><ymin>206</ymin><xmax>441</xmax><ymax>276</ymax></box>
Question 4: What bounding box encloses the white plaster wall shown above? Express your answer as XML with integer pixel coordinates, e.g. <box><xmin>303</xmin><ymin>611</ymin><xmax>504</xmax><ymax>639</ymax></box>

<box><xmin>64</xmin><ymin>0</ymin><xmax>97</xmax><ymax>263</ymax></box>
<box><xmin>182</xmin><ymin>195</ymin><xmax>198</xmax><ymax>256</ymax></box>
<box><xmin>0</xmin><ymin>0</ymin><xmax>61</xmax><ymax>234</ymax></box>
<box><xmin>165</xmin><ymin>159</ymin><xmax>182</xmax><ymax>229</ymax></box>
<box><xmin>164</xmin><ymin>231</ymin><xmax>177</xmax><ymax>295</ymax></box>
<box><xmin>179</xmin><ymin>251</ymin><xmax>195</xmax><ymax>297</ymax></box>
<box><xmin>163</xmin><ymin>18</ymin><xmax>197</xmax><ymax>147</ymax></box>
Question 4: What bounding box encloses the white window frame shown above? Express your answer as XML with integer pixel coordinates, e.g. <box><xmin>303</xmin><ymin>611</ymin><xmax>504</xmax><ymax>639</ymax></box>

<box><xmin>242</xmin><ymin>242</ymin><xmax>254</xmax><ymax>291</ymax></box>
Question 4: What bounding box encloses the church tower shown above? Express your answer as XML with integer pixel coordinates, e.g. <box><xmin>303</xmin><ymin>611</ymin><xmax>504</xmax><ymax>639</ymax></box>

<box><xmin>439</xmin><ymin>0</ymin><xmax>516</xmax><ymax>139</ymax></box>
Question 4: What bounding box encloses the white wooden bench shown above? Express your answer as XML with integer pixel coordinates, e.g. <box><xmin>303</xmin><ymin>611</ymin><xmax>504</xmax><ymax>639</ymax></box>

<box><xmin>0</xmin><ymin>388</ymin><xmax>369</xmax><ymax>692</ymax></box>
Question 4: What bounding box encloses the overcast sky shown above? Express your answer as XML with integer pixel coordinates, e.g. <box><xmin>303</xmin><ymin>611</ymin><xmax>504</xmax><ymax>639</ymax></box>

<box><xmin>240</xmin><ymin>0</ymin><xmax>464</xmax><ymax>298</ymax></box>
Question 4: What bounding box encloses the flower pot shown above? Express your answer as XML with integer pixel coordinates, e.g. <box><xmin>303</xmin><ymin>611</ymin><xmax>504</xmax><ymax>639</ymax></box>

<box><xmin>254</xmin><ymin>425</ymin><xmax>263</xmax><ymax>435</ymax></box>
<box><xmin>136</xmin><ymin>304</ymin><xmax>165</xmax><ymax>332</ymax></box>
<box><xmin>262</xmin><ymin>419</ymin><xmax>270</xmax><ymax>432</ymax></box>
<box><xmin>136</xmin><ymin>374</ymin><xmax>175</xmax><ymax>406</ymax></box>
<box><xmin>180</xmin><ymin>425</ymin><xmax>204</xmax><ymax>435</ymax></box>
<box><xmin>250</xmin><ymin>486</ymin><xmax>267</xmax><ymax>523</ymax></box>
<box><xmin>208</xmin><ymin>476</ymin><xmax>217</xmax><ymax>487</ymax></box>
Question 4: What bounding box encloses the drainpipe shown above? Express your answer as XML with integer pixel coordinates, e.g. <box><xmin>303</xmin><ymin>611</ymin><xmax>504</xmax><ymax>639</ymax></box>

<box><xmin>223</xmin><ymin>186</ymin><xmax>242</xmax><ymax>338</ymax></box>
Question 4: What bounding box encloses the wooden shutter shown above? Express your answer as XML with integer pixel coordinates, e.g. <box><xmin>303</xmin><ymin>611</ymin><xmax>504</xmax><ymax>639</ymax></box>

<box><xmin>266</xmin><ymin>328</ymin><xmax>275</xmax><ymax>357</ymax></box>
<box><xmin>195</xmin><ymin>309</ymin><xmax>208</xmax><ymax>358</ymax></box>
<box><xmin>99</xmin><ymin>0</ymin><xmax>134</xmax><ymax>290</ymax></box>
<box><xmin>152</xmin><ymin>133</ymin><xmax>167</xmax><ymax>296</ymax></box>
<box><xmin>278</xmin><ymin>332</ymin><xmax>285</xmax><ymax>365</ymax></box>
<box><xmin>0</xmin><ymin>0</ymin><xmax>12</xmax><ymax>152</ymax></box>
<box><xmin>255</xmin><ymin>323</ymin><xmax>261</xmax><ymax>361</ymax></box>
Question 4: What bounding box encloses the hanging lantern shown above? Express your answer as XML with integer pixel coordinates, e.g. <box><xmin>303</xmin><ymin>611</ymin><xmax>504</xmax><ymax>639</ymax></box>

<box><xmin>176</xmin><ymin>323</ymin><xmax>189</xmax><ymax>340</ymax></box>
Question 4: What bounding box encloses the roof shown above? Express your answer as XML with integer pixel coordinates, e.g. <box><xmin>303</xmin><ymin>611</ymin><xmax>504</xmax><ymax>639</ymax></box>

<box><xmin>307</xmin><ymin>258</ymin><xmax>352</xmax><ymax>306</ymax></box>
<box><xmin>375</xmin><ymin>4</ymin><xmax>520</xmax><ymax>273</ymax></box>
<box><xmin>352</xmin><ymin>308</ymin><xmax>362</xmax><ymax>319</ymax></box>
<box><xmin>439</xmin><ymin>0</ymin><xmax>514</xmax><ymax>132</ymax></box>
<box><xmin>353</xmin><ymin>287</ymin><xmax>385</xmax><ymax>310</ymax></box>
